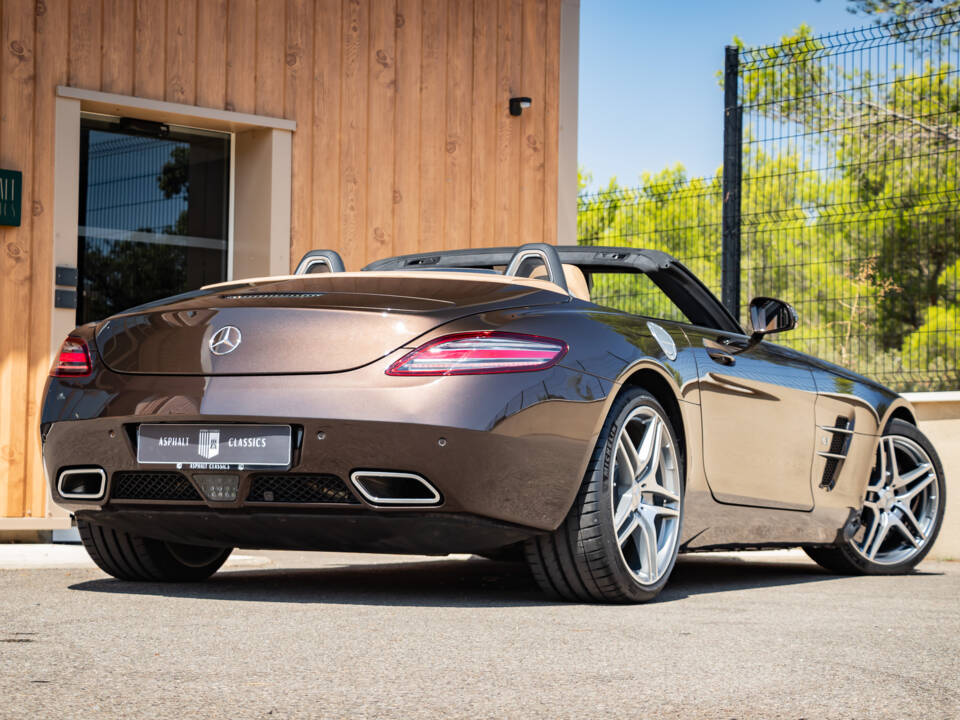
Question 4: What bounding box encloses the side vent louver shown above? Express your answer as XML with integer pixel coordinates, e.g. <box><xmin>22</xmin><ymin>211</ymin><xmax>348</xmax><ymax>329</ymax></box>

<box><xmin>818</xmin><ymin>416</ymin><xmax>855</xmax><ymax>491</ymax></box>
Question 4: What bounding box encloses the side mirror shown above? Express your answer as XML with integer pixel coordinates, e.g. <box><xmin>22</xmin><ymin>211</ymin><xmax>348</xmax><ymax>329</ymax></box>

<box><xmin>748</xmin><ymin>296</ymin><xmax>798</xmax><ymax>339</ymax></box>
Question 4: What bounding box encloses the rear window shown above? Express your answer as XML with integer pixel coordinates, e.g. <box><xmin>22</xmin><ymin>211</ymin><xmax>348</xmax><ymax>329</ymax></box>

<box><xmin>588</xmin><ymin>272</ymin><xmax>690</xmax><ymax>324</ymax></box>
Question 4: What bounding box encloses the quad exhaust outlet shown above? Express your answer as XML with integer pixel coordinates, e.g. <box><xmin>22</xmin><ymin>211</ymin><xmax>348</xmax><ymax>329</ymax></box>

<box><xmin>349</xmin><ymin>471</ymin><xmax>441</xmax><ymax>506</ymax></box>
<box><xmin>57</xmin><ymin>468</ymin><xmax>106</xmax><ymax>500</ymax></box>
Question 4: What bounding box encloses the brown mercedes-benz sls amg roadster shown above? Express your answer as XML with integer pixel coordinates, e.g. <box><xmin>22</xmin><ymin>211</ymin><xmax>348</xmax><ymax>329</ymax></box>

<box><xmin>41</xmin><ymin>244</ymin><xmax>946</xmax><ymax>602</ymax></box>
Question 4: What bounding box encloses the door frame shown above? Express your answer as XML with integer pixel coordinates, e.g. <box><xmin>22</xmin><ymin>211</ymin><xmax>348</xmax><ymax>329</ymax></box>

<box><xmin>44</xmin><ymin>86</ymin><xmax>296</xmax><ymax>522</ymax></box>
<box><xmin>75</xmin><ymin>112</ymin><xmax>235</xmax><ymax>325</ymax></box>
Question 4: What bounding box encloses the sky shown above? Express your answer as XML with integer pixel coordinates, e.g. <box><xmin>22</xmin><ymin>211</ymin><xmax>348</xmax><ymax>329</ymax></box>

<box><xmin>578</xmin><ymin>0</ymin><xmax>871</xmax><ymax>190</ymax></box>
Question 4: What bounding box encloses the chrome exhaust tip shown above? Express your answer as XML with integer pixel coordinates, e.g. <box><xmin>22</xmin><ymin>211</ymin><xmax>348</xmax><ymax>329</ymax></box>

<box><xmin>349</xmin><ymin>471</ymin><xmax>442</xmax><ymax>506</ymax></box>
<box><xmin>57</xmin><ymin>468</ymin><xmax>107</xmax><ymax>500</ymax></box>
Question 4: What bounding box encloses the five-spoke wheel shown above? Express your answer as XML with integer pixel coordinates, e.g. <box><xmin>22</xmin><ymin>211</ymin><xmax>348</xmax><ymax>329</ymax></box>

<box><xmin>853</xmin><ymin>434</ymin><xmax>940</xmax><ymax>564</ymax></box>
<box><xmin>611</xmin><ymin>406</ymin><xmax>682</xmax><ymax>586</ymax></box>
<box><xmin>525</xmin><ymin>388</ymin><xmax>684</xmax><ymax>602</ymax></box>
<box><xmin>805</xmin><ymin>418</ymin><xmax>945</xmax><ymax>574</ymax></box>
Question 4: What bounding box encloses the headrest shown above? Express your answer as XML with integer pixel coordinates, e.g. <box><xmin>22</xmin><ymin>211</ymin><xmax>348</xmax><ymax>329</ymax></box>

<box><xmin>531</xmin><ymin>263</ymin><xmax>591</xmax><ymax>302</ymax></box>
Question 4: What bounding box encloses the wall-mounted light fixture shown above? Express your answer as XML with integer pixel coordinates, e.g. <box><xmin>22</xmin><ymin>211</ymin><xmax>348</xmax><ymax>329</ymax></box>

<box><xmin>509</xmin><ymin>97</ymin><xmax>532</xmax><ymax>117</ymax></box>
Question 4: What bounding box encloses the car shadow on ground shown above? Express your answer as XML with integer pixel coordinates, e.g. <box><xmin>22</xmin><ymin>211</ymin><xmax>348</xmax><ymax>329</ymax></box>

<box><xmin>67</xmin><ymin>552</ymin><xmax>929</xmax><ymax>608</ymax></box>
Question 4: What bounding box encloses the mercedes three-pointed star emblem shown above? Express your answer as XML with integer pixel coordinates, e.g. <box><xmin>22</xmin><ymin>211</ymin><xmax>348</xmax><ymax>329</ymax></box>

<box><xmin>209</xmin><ymin>326</ymin><xmax>242</xmax><ymax>355</ymax></box>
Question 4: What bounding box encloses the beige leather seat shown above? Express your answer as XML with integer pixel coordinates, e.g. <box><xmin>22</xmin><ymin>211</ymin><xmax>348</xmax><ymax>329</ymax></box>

<box><xmin>531</xmin><ymin>264</ymin><xmax>591</xmax><ymax>302</ymax></box>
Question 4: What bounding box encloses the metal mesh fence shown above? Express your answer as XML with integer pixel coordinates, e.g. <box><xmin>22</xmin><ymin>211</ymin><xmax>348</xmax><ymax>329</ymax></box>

<box><xmin>578</xmin><ymin>9</ymin><xmax>960</xmax><ymax>392</ymax></box>
<box><xmin>577</xmin><ymin>177</ymin><xmax>723</xmax><ymax>323</ymax></box>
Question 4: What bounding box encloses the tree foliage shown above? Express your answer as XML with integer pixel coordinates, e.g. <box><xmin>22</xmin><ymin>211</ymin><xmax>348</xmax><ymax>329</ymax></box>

<box><xmin>81</xmin><ymin>240</ymin><xmax>188</xmax><ymax>322</ymax></box>
<box><xmin>843</xmin><ymin>0</ymin><xmax>960</xmax><ymax>19</ymax></box>
<box><xmin>158</xmin><ymin>145</ymin><xmax>191</xmax><ymax>236</ymax></box>
<box><xmin>579</xmin><ymin>21</ymin><xmax>960</xmax><ymax>390</ymax></box>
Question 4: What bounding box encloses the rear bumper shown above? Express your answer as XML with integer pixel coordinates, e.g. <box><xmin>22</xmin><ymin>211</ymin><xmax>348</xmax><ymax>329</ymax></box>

<box><xmin>42</xmin><ymin>361</ymin><xmax>613</xmax><ymax>538</ymax></box>
<box><xmin>76</xmin><ymin>507</ymin><xmax>538</xmax><ymax>555</ymax></box>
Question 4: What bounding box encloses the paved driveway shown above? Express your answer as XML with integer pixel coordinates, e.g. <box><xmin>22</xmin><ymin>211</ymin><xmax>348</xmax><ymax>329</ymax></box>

<box><xmin>1</xmin><ymin>549</ymin><xmax>957</xmax><ymax>719</ymax></box>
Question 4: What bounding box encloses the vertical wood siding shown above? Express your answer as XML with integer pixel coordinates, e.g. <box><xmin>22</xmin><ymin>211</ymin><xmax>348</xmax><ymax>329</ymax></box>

<box><xmin>0</xmin><ymin>0</ymin><xmax>563</xmax><ymax>518</ymax></box>
<box><xmin>1</xmin><ymin>0</ymin><xmax>38</xmax><ymax>519</ymax></box>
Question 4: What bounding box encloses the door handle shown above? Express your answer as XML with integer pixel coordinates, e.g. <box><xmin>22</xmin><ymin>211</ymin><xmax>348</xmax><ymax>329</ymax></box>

<box><xmin>707</xmin><ymin>349</ymin><xmax>736</xmax><ymax>366</ymax></box>
<box><xmin>703</xmin><ymin>337</ymin><xmax>737</xmax><ymax>366</ymax></box>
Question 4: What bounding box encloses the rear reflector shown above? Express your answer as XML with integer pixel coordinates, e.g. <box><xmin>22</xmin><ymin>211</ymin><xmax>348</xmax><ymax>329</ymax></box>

<box><xmin>194</xmin><ymin>474</ymin><xmax>241</xmax><ymax>503</ymax></box>
<box><xmin>386</xmin><ymin>331</ymin><xmax>567</xmax><ymax>376</ymax></box>
<box><xmin>51</xmin><ymin>337</ymin><xmax>92</xmax><ymax>377</ymax></box>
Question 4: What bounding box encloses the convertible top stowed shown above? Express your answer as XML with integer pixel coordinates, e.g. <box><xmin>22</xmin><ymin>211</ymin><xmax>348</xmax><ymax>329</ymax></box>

<box><xmin>363</xmin><ymin>244</ymin><xmax>675</xmax><ymax>275</ymax></box>
<box><xmin>365</xmin><ymin>244</ymin><xmax>743</xmax><ymax>334</ymax></box>
<box><xmin>291</xmin><ymin>243</ymin><xmax>743</xmax><ymax>334</ymax></box>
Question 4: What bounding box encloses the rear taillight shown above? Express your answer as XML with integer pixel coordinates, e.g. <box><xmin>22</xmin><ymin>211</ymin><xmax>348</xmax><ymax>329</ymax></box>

<box><xmin>51</xmin><ymin>337</ymin><xmax>92</xmax><ymax>377</ymax></box>
<box><xmin>386</xmin><ymin>331</ymin><xmax>568</xmax><ymax>376</ymax></box>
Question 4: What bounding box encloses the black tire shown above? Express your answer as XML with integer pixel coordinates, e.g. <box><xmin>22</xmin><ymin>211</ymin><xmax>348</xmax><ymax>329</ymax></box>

<box><xmin>78</xmin><ymin>518</ymin><xmax>232</xmax><ymax>582</ymax></box>
<box><xmin>524</xmin><ymin>388</ymin><xmax>685</xmax><ymax>603</ymax></box>
<box><xmin>804</xmin><ymin>419</ymin><xmax>946</xmax><ymax>575</ymax></box>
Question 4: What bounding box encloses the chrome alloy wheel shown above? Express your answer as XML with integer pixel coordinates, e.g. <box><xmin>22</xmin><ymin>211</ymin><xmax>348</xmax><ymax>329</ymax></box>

<box><xmin>611</xmin><ymin>406</ymin><xmax>682</xmax><ymax>585</ymax></box>
<box><xmin>851</xmin><ymin>435</ymin><xmax>940</xmax><ymax>565</ymax></box>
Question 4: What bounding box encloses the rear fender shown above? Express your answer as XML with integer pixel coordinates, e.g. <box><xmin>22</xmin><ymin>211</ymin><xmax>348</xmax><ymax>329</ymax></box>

<box><xmin>584</xmin><ymin>358</ymin><xmax>696</xmax><ymax>493</ymax></box>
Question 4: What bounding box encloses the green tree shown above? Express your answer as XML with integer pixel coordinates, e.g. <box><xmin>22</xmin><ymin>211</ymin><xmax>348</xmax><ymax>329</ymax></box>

<box><xmin>579</xmin><ymin>18</ymin><xmax>959</xmax><ymax>390</ymax></box>
<box><xmin>82</xmin><ymin>239</ymin><xmax>187</xmax><ymax>321</ymax></box>
<box><xmin>732</xmin><ymin>23</ymin><xmax>959</xmax><ymax>361</ymax></box>
<box><xmin>842</xmin><ymin>0</ymin><xmax>960</xmax><ymax>19</ymax></box>
<box><xmin>158</xmin><ymin>144</ymin><xmax>190</xmax><ymax>236</ymax></box>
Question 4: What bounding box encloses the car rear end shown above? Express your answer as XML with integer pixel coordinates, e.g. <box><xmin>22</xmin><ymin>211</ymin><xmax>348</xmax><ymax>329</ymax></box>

<box><xmin>41</xmin><ymin>271</ymin><xmax>608</xmax><ymax>555</ymax></box>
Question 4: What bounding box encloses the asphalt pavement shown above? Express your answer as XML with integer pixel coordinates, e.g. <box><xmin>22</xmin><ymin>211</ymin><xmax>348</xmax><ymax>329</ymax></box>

<box><xmin>1</xmin><ymin>548</ymin><xmax>957</xmax><ymax>719</ymax></box>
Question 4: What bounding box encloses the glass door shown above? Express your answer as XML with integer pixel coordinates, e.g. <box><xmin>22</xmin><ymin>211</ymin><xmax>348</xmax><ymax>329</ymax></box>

<box><xmin>77</xmin><ymin>115</ymin><xmax>231</xmax><ymax>324</ymax></box>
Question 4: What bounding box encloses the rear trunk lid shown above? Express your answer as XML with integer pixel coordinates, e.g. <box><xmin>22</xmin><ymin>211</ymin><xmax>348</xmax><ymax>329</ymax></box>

<box><xmin>95</xmin><ymin>272</ymin><xmax>568</xmax><ymax>375</ymax></box>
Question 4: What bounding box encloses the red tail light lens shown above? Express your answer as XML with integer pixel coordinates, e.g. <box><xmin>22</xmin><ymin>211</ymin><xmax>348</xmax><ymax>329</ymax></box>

<box><xmin>52</xmin><ymin>337</ymin><xmax>92</xmax><ymax>377</ymax></box>
<box><xmin>386</xmin><ymin>332</ymin><xmax>568</xmax><ymax>376</ymax></box>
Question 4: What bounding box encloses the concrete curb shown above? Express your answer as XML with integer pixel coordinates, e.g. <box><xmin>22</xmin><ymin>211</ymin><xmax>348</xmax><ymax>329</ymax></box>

<box><xmin>0</xmin><ymin>544</ymin><xmax>272</xmax><ymax>570</ymax></box>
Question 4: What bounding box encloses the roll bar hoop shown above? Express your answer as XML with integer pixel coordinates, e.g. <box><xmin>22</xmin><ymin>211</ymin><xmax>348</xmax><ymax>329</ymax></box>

<box><xmin>294</xmin><ymin>250</ymin><xmax>346</xmax><ymax>275</ymax></box>
<box><xmin>504</xmin><ymin>243</ymin><xmax>569</xmax><ymax>294</ymax></box>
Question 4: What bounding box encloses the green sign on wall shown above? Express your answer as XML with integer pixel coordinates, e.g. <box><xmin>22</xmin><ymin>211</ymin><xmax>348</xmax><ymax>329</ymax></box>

<box><xmin>0</xmin><ymin>169</ymin><xmax>22</xmax><ymax>227</ymax></box>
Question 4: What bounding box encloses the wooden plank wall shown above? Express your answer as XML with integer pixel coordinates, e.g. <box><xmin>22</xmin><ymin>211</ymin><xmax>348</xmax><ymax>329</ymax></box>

<box><xmin>0</xmin><ymin>0</ymin><xmax>563</xmax><ymax>518</ymax></box>
<box><xmin>298</xmin><ymin>0</ymin><xmax>563</xmax><ymax>269</ymax></box>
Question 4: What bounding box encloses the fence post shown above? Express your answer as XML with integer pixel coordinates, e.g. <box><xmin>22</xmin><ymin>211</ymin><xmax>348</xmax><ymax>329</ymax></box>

<box><xmin>721</xmin><ymin>45</ymin><xmax>742</xmax><ymax>321</ymax></box>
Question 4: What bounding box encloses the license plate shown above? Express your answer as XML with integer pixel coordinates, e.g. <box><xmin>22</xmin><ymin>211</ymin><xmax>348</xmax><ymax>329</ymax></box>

<box><xmin>137</xmin><ymin>424</ymin><xmax>292</xmax><ymax>469</ymax></box>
